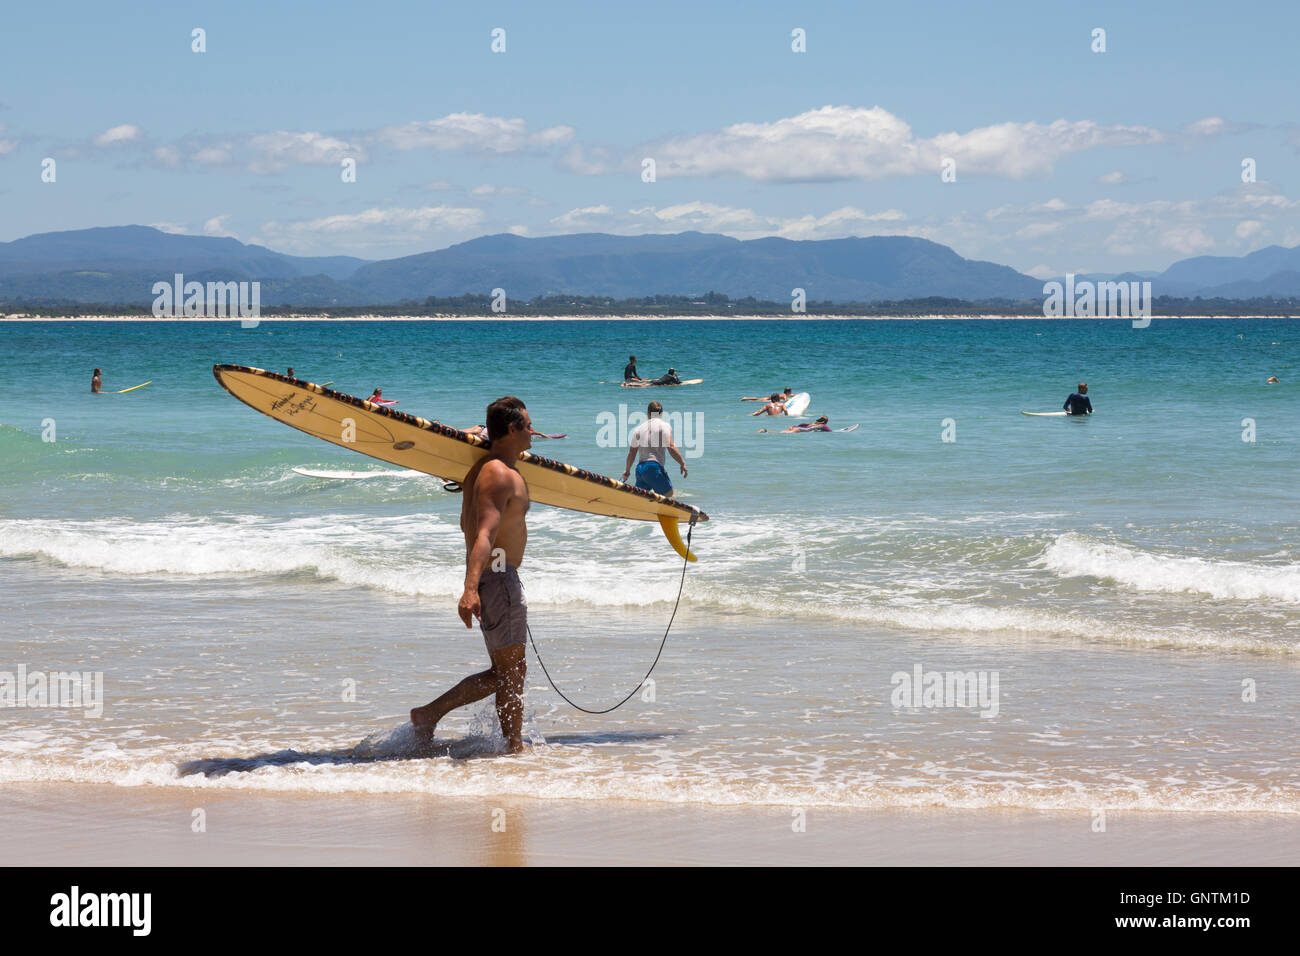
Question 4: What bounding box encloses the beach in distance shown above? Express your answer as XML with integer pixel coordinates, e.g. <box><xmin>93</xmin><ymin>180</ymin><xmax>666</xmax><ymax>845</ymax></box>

<box><xmin>1</xmin><ymin>317</ymin><xmax>1297</xmax><ymax>865</ymax></box>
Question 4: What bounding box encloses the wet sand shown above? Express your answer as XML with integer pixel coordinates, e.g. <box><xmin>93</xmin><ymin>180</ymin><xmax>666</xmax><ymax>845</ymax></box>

<box><xmin>3</xmin><ymin>782</ymin><xmax>1295</xmax><ymax>866</ymax></box>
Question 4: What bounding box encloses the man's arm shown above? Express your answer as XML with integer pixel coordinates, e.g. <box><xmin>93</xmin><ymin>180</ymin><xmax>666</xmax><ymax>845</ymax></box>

<box><xmin>621</xmin><ymin>444</ymin><xmax>637</xmax><ymax>481</ymax></box>
<box><xmin>667</xmin><ymin>434</ymin><xmax>688</xmax><ymax>477</ymax></box>
<box><xmin>459</xmin><ymin>464</ymin><xmax>511</xmax><ymax>627</ymax></box>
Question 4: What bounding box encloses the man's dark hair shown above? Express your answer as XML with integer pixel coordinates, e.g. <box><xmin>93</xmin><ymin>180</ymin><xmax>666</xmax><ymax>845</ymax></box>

<box><xmin>486</xmin><ymin>395</ymin><xmax>527</xmax><ymax>442</ymax></box>
<box><xmin>629</xmin><ymin>355</ymin><xmax>636</xmax><ymax>362</ymax></box>
<box><xmin>647</xmin><ymin>400</ymin><xmax>663</xmax><ymax>415</ymax></box>
<box><xmin>770</xmin><ymin>393</ymin><xmax>780</xmax><ymax>402</ymax></box>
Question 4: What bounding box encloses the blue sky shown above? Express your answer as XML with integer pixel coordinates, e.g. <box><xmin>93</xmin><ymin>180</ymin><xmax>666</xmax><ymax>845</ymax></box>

<box><xmin>2</xmin><ymin>0</ymin><xmax>1298</xmax><ymax>275</ymax></box>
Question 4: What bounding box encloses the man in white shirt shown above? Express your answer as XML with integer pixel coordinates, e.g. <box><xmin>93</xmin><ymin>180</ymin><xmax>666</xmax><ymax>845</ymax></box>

<box><xmin>621</xmin><ymin>400</ymin><xmax>688</xmax><ymax>496</ymax></box>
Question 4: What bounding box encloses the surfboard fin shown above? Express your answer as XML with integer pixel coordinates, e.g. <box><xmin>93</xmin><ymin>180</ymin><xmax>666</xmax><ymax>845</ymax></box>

<box><xmin>658</xmin><ymin>514</ymin><xmax>697</xmax><ymax>562</ymax></box>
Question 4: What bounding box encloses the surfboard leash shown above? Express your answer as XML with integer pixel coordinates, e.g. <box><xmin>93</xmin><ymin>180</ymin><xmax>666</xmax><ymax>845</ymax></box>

<box><xmin>526</xmin><ymin>515</ymin><xmax>696</xmax><ymax>714</ymax></box>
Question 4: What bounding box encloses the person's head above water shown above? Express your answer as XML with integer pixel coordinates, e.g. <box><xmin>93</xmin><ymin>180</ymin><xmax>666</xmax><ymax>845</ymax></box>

<box><xmin>486</xmin><ymin>395</ymin><xmax>530</xmax><ymax>444</ymax></box>
<box><xmin>814</xmin><ymin>416</ymin><xmax>829</xmax><ymax>424</ymax></box>
<box><xmin>629</xmin><ymin>355</ymin><xmax>636</xmax><ymax>362</ymax></box>
<box><xmin>1078</xmin><ymin>383</ymin><xmax>1088</xmax><ymax>394</ymax></box>
<box><xmin>668</xmin><ymin>368</ymin><xmax>676</xmax><ymax>374</ymax></box>
<box><xmin>93</xmin><ymin>368</ymin><xmax>102</xmax><ymax>376</ymax></box>
<box><xmin>647</xmin><ymin>400</ymin><xmax>663</xmax><ymax>417</ymax></box>
<box><xmin>770</xmin><ymin>393</ymin><xmax>781</xmax><ymax>402</ymax></box>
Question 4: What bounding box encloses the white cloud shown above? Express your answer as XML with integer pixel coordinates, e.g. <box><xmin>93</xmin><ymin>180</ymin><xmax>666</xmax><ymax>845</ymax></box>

<box><xmin>259</xmin><ymin>205</ymin><xmax>485</xmax><ymax>254</ymax></box>
<box><xmin>248</xmin><ymin>131</ymin><xmax>362</xmax><ymax>174</ymax></box>
<box><xmin>193</xmin><ymin>144</ymin><xmax>233</xmax><ymax>166</ymax></box>
<box><xmin>93</xmin><ymin>124</ymin><xmax>141</xmax><ymax>146</ymax></box>
<box><xmin>1024</xmin><ymin>264</ymin><xmax>1057</xmax><ymax>279</ymax></box>
<box><xmin>202</xmin><ymin>215</ymin><xmax>237</xmax><ymax>238</ymax></box>
<box><xmin>376</xmin><ymin>113</ymin><xmax>573</xmax><ymax>153</ymax></box>
<box><xmin>549</xmin><ymin>204</ymin><xmax>615</xmax><ymax>229</ymax></box>
<box><xmin>1159</xmin><ymin>226</ymin><xmax>1215</xmax><ymax>256</ymax></box>
<box><xmin>153</xmin><ymin>145</ymin><xmax>182</xmax><ymax>168</ymax></box>
<box><xmin>1234</xmin><ymin>219</ymin><xmax>1263</xmax><ymax>240</ymax></box>
<box><xmin>472</xmin><ymin>184</ymin><xmax>527</xmax><ymax>197</ymax></box>
<box><xmin>548</xmin><ymin>200</ymin><xmax>911</xmax><ymax>242</ymax></box>
<box><xmin>618</xmin><ymin>106</ymin><xmax>1165</xmax><ymax>182</ymax></box>
<box><xmin>148</xmin><ymin>221</ymin><xmax>187</xmax><ymax>234</ymax></box>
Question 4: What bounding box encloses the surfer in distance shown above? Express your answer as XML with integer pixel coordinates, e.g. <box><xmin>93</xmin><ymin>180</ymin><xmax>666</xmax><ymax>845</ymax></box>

<box><xmin>622</xmin><ymin>400</ymin><xmax>687</xmax><ymax>496</ymax></box>
<box><xmin>367</xmin><ymin>387</ymin><xmax>398</xmax><ymax>406</ymax></box>
<box><xmin>286</xmin><ymin>367</ymin><xmax>294</xmax><ymax>377</ymax></box>
<box><xmin>624</xmin><ymin>354</ymin><xmax>644</xmax><ymax>382</ymax></box>
<box><xmin>759</xmin><ymin>416</ymin><xmax>831</xmax><ymax>433</ymax></box>
<box><xmin>91</xmin><ymin>368</ymin><xmax>102</xmax><ymax>394</ymax></box>
<box><xmin>1063</xmin><ymin>382</ymin><xmax>1093</xmax><ymax>416</ymax></box>
<box><xmin>1266</xmin><ymin>376</ymin><xmax>1280</xmax><ymax>384</ymax></box>
<box><xmin>411</xmin><ymin>396</ymin><xmax>534</xmax><ymax>755</ymax></box>
<box><xmin>750</xmin><ymin>393</ymin><xmax>790</xmax><ymax>416</ymax></box>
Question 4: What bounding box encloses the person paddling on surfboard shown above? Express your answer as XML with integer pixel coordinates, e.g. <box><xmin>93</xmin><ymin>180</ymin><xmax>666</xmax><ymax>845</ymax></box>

<box><xmin>622</xmin><ymin>400</ymin><xmax>687</xmax><ymax>497</ymax></box>
<box><xmin>91</xmin><ymin>368</ymin><xmax>102</xmax><ymax>394</ymax></box>
<box><xmin>411</xmin><ymin>396</ymin><xmax>534</xmax><ymax>755</ymax></box>
<box><xmin>1063</xmin><ymin>382</ymin><xmax>1093</xmax><ymax>416</ymax></box>
<box><xmin>742</xmin><ymin>387</ymin><xmax>794</xmax><ymax>402</ymax></box>
<box><xmin>367</xmin><ymin>387</ymin><xmax>398</xmax><ymax>406</ymax></box>
<box><xmin>760</xmin><ymin>416</ymin><xmax>831</xmax><ymax>433</ymax></box>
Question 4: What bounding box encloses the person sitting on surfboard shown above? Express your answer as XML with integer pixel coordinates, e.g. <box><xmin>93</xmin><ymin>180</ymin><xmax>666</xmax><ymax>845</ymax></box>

<box><xmin>623</xmin><ymin>355</ymin><xmax>644</xmax><ymax>382</ymax></box>
<box><xmin>1063</xmin><ymin>383</ymin><xmax>1093</xmax><ymax>416</ymax></box>
<box><xmin>411</xmin><ymin>396</ymin><xmax>534</xmax><ymax>755</ymax></box>
<box><xmin>749</xmin><ymin>393</ymin><xmax>789</xmax><ymax>417</ymax></box>
<box><xmin>622</xmin><ymin>400</ymin><xmax>687</xmax><ymax>496</ymax></box>
<box><xmin>91</xmin><ymin>368</ymin><xmax>102</xmax><ymax>394</ymax></box>
<box><xmin>760</xmin><ymin>416</ymin><xmax>831</xmax><ymax>433</ymax></box>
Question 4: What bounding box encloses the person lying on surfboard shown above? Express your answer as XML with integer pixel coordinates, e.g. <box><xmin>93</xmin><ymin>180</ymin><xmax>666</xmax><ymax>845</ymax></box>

<box><xmin>367</xmin><ymin>387</ymin><xmax>398</xmax><ymax>406</ymax></box>
<box><xmin>1063</xmin><ymin>383</ymin><xmax>1092</xmax><ymax>416</ymax></box>
<box><xmin>759</xmin><ymin>416</ymin><xmax>831</xmax><ymax>433</ymax></box>
<box><xmin>411</xmin><ymin>396</ymin><xmax>533</xmax><ymax>755</ymax></box>
<box><xmin>741</xmin><ymin>387</ymin><xmax>794</xmax><ymax>402</ymax></box>
<box><xmin>621</xmin><ymin>400</ymin><xmax>688</xmax><ymax>497</ymax></box>
<box><xmin>749</xmin><ymin>393</ymin><xmax>790</xmax><ymax>416</ymax></box>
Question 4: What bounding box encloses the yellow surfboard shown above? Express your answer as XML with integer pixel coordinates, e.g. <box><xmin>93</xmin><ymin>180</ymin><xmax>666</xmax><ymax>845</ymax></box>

<box><xmin>117</xmin><ymin>381</ymin><xmax>152</xmax><ymax>393</ymax></box>
<box><xmin>213</xmin><ymin>365</ymin><xmax>707</xmax><ymax>559</ymax></box>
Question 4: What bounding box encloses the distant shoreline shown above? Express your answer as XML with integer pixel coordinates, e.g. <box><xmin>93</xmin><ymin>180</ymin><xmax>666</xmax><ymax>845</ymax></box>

<box><xmin>5</xmin><ymin>313</ymin><xmax>1300</xmax><ymax>322</ymax></box>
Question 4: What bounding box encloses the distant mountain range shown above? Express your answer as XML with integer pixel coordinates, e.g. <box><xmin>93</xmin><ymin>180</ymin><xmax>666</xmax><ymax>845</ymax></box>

<box><xmin>1</xmin><ymin>225</ymin><xmax>1298</xmax><ymax>307</ymax></box>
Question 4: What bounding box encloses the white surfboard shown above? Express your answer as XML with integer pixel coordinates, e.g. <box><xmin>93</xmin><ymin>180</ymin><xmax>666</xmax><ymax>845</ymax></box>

<box><xmin>292</xmin><ymin>467</ymin><xmax>425</xmax><ymax>480</ymax></box>
<box><xmin>785</xmin><ymin>392</ymin><xmax>811</xmax><ymax>416</ymax></box>
<box><xmin>1020</xmin><ymin>411</ymin><xmax>1069</xmax><ymax>417</ymax></box>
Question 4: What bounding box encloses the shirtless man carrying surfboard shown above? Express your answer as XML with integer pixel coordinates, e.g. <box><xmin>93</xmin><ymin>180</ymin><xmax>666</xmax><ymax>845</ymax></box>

<box><xmin>411</xmin><ymin>396</ymin><xmax>533</xmax><ymax>755</ymax></box>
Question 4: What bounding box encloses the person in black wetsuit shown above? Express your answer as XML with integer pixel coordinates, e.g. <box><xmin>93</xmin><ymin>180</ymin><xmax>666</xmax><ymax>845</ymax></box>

<box><xmin>623</xmin><ymin>355</ymin><xmax>643</xmax><ymax>382</ymax></box>
<box><xmin>1063</xmin><ymin>382</ymin><xmax>1093</xmax><ymax>416</ymax></box>
<box><xmin>650</xmin><ymin>368</ymin><xmax>682</xmax><ymax>386</ymax></box>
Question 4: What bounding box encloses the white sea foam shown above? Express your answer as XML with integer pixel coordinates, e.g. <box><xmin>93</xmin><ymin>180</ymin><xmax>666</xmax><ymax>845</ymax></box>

<box><xmin>1041</xmin><ymin>532</ymin><xmax>1300</xmax><ymax>603</ymax></box>
<box><xmin>0</xmin><ymin>738</ymin><xmax>1293</xmax><ymax>814</ymax></box>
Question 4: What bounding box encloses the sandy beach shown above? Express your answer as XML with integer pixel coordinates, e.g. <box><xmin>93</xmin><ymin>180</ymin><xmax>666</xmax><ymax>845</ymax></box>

<box><xmin>2</xmin><ymin>783</ymin><xmax>1294</xmax><ymax>866</ymax></box>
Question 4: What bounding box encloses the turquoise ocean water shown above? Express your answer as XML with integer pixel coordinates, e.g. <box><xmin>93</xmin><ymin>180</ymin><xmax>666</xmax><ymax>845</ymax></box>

<box><xmin>1</xmin><ymin>318</ymin><xmax>1297</xmax><ymax>812</ymax></box>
